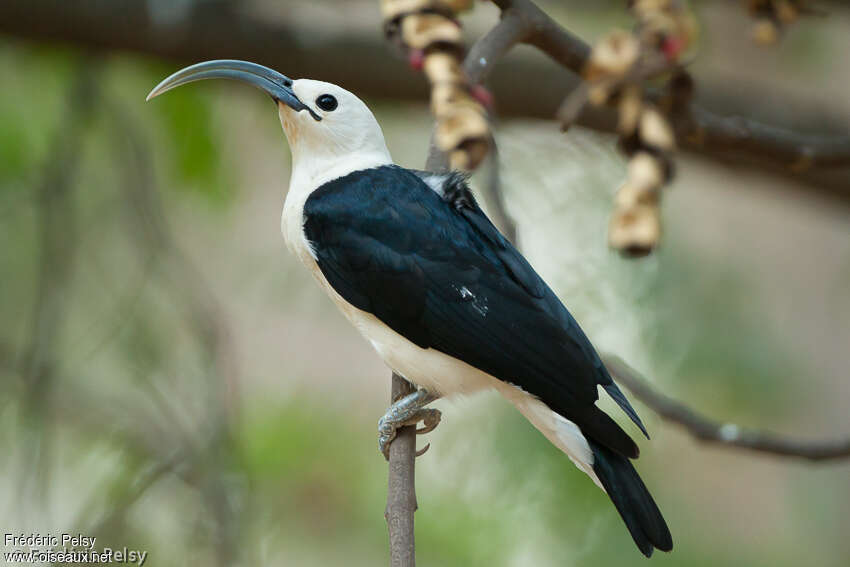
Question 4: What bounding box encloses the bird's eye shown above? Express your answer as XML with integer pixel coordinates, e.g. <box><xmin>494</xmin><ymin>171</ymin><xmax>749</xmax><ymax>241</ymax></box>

<box><xmin>316</xmin><ymin>94</ymin><xmax>338</xmax><ymax>112</ymax></box>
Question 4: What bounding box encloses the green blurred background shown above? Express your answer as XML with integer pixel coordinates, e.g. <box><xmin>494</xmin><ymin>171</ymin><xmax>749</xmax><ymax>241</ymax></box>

<box><xmin>1</xmin><ymin>1</ymin><xmax>849</xmax><ymax>566</ymax></box>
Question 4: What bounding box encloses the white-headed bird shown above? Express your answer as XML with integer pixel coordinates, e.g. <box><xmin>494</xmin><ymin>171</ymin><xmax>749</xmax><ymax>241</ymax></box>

<box><xmin>148</xmin><ymin>60</ymin><xmax>672</xmax><ymax>556</ymax></box>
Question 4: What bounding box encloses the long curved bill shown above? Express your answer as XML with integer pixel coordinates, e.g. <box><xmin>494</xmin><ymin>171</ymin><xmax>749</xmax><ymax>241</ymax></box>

<box><xmin>146</xmin><ymin>59</ymin><xmax>319</xmax><ymax>120</ymax></box>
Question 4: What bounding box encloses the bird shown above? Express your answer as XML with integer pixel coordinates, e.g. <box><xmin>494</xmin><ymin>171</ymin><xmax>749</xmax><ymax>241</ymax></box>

<box><xmin>147</xmin><ymin>59</ymin><xmax>673</xmax><ymax>557</ymax></box>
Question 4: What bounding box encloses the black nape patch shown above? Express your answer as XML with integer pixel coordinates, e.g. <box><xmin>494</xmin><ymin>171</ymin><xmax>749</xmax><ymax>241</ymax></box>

<box><xmin>441</xmin><ymin>171</ymin><xmax>476</xmax><ymax>210</ymax></box>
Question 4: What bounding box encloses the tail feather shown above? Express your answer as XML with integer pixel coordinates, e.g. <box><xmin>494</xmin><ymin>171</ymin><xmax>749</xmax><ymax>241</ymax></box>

<box><xmin>590</xmin><ymin>439</ymin><xmax>673</xmax><ymax>557</ymax></box>
<box><xmin>575</xmin><ymin>406</ymin><xmax>640</xmax><ymax>459</ymax></box>
<box><xmin>601</xmin><ymin>381</ymin><xmax>649</xmax><ymax>439</ymax></box>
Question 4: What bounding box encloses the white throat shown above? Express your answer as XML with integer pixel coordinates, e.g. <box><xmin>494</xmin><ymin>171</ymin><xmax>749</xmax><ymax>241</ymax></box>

<box><xmin>278</xmin><ymin>105</ymin><xmax>393</xmax><ymax>265</ymax></box>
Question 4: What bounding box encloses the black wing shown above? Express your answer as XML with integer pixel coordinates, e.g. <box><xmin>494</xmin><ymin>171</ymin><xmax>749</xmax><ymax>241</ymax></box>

<box><xmin>304</xmin><ymin>166</ymin><xmax>646</xmax><ymax>458</ymax></box>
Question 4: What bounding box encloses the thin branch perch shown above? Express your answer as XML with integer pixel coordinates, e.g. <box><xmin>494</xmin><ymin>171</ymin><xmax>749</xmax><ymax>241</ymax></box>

<box><xmin>603</xmin><ymin>356</ymin><xmax>850</xmax><ymax>462</ymax></box>
<box><xmin>385</xmin><ymin>372</ymin><xmax>418</xmax><ymax>567</ymax></box>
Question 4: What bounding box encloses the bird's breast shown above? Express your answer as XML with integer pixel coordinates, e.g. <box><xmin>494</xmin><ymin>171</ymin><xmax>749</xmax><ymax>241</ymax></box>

<box><xmin>280</xmin><ymin>200</ymin><xmax>494</xmax><ymax>397</ymax></box>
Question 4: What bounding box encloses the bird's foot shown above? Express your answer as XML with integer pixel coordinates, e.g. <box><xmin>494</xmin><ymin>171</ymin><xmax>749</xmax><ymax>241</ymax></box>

<box><xmin>378</xmin><ymin>407</ymin><xmax>442</xmax><ymax>460</ymax></box>
<box><xmin>378</xmin><ymin>388</ymin><xmax>441</xmax><ymax>460</ymax></box>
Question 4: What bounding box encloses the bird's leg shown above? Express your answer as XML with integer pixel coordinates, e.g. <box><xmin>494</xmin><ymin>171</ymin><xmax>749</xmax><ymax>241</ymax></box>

<box><xmin>378</xmin><ymin>388</ymin><xmax>441</xmax><ymax>460</ymax></box>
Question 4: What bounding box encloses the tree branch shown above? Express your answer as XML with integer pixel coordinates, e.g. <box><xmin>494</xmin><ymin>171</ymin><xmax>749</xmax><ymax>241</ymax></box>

<box><xmin>489</xmin><ymin>0</ymin><xmax>590</xmax><ymax>74</ymax></box>
<box><xmin>463</xmin><ymin>7</ymin><xmax>530</xmax><ymax>85</ymax></box>
<box><xmin>683</xmin><ymin>104</ymin><xmax>850</xmax><ymax>171</ymax></box>
<box><xmin>478</xmin><ymin>0</ymin><xmax>850</xmax><ymax>196</ymax></box>
<box><xmin>603</xmin><ymin>356</ymin><xmax>850</xmax><ymax>462</ymax></box>
<box><xmin>480</xmin><ymin>140</ymin><xmax>518</xmax><ymax>245</ymax></box>
<box><xmin>385</xmin><ymin>373</ymin><xmax>418</xmax><ymax>567</ymax></box>
<box><xmin>1</xmin><ymin>0</ymin><xmax>849</xmax><ymax>197</ymax></box>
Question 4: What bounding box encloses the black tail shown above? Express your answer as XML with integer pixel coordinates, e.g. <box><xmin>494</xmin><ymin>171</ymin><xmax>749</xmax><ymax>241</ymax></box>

<box><xmin>590</xmin><ymin>439</ymin><xmax>673</xmax><ymax>557</ymax></box>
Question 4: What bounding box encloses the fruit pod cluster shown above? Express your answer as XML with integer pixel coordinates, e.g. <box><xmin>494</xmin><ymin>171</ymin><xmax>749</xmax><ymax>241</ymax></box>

<box><xmin>381</xmin><ymin>0</ymin><xmax>490</xmax><ymax>170</ymax></box>
<box><xmin>630</xmin><ymin>0</ymin><xmax>697</xmax><ymax>57</ymax></box>
<box><xmin>579</xmin><ymin>0</ymin><xmax>694</xmax><ymax>257</ymax></box>
<box><xmin>747</xmin><ymin>0</ymin><xmax>807</xmax><ymax>45</ymax></box>
<box><xmin>609</xmin><ymin>102</ymin><xmax>675</xmax><ymax>257</ymax></box>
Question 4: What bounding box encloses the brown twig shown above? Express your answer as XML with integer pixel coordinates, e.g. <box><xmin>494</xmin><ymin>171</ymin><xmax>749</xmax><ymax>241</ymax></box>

<box><xmin>489</xmin><ymin>0</ymin><xmax>590</xmax><ymax>73</ymax></box>
<box><xmin>463</xmin><ymin>6</ymin><xmax>530</xmax><ymax>84</ymax></box>
<box><xmin>480</xmin><ymin>139</ymin><xmax>518</xmax><ymax>245</ymax></box>
<box><xmin>385</xmin><ymin>373</ymin><xmax>418</xmax><ymax>567</ymax></box>
<box><xmin>603</xmin><ymin>355</ymin><xmax>850</xmax><ymax>462</ymax></box>
<box><xmin>682</xmin><ymin>104</ymin><xmax>850</xmax><ymax>172</ymax></box>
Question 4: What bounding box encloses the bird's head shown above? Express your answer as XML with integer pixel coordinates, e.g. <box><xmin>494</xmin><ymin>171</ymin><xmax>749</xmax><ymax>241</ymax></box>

<box><xmin>147</xmin><ymin>60</ymin><xmax>391</xmax><ymax>185</ymax></box>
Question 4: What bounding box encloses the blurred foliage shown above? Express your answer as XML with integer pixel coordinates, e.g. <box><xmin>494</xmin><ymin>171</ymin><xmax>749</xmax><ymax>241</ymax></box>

<box><xmin>145</xmin><ymin>71</ymin><xmax>230</xmax><ymax>205</ymax></box>
<box><xmin>1</xmin><ymin>5</ymin><xmax>849</xmax><ymax>565</ymax></box>
<box><xmin>0</xmin><ymin>46</ymin><xmax>76</xmax><ymax>185</ymax></box>
<box><xmin>644</xmin><ymin>248</ymin><xmax>802</xmax><ymax>417</ymax></box>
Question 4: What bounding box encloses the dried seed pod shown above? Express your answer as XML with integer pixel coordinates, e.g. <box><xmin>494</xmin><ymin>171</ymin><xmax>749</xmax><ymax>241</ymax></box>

<box><xmin>631</xmin><ymin>0</ymin><xmax>697</xmax><ymax>53</ymax></box>
<box><xmin>443</xmin><ymin>0</ymin><xmax>474</xmax><ymax>13</ymax></box>
<box><xmin>593</xmin><ymin>0</ymin><xmax>694</xmax><ymax>258</ymax></box>
<box><xmin>752</xmin><ymin>18</ymin><xmax>779</xmax><ymax>44</ymax></box>
<box><xmin>382</xmin><ymin>0</ymin><xmax>491</xmax><ymax>171</ymax></box>
<box><xmin>627</xmin><ymin>152</ymin><xmax>665</xmax><ymax>193</ymax></box>
<box><xmin>632</xmin><ymin>0</ymin><xmax>674</xmax><ymax>15</ymax></box>
<box><xmin>609</xmin><ymin>203</ymin><xmax>661</xmax><ymax>257</ymax></box>
<box><xmin>775</xmin><ymin>0</ymin><xmax>799</xmax><ymax>23</ymax></box>
<box><xmin>584</xmin><ymin>30</ymin><xmax>640</xmax><ymax>81</ymax></box>
<box><xmin>434</xmin><ymin>106</ymin><xmax>489</xmax><ymax>152</ymax></box>
<box><xmin>381</xmin><ymin>0</ymin><xmax>454</xmax><ymax>21</ymax></box>
<box><xmin>587</xmin><ymin>81</ymin><xmax>616</xmax><ymax>106</ymax></box>
<box><xmin>638</xmin><ymin>11</ymin><xmax>678</xmax><ymax>45</ymax></box>
<box><xmin>614</xmin><ymin>180</ymin><xmax>659</xmax><ymax>210</ymax></box>
<box><xmin>381</xmin><ymin>0</ymin><xmax>422</xmax><ymax>21</ymax></box>
<box><xmin>430</xmin><ymin>82</ymin><xmax>459</xmax><ymax>116</ymax></box>
<box><xmin>430</xmin><ymin>84</ymin><xmax>481</xmax><ymax>117</ymax></box>
<box><xmin>618</xmin><ymin>85</ymin><xmax>643</xmax><ymax>135</ymax></box>
<box><xmin>423</xmin><ymin>52</ymin><xmax>464</xmax><ymax>85</ymax></box>
<box><xmin>449</xmin><ymin>139</ymin><xmax>490</xmax><ymax>171</ymax></box>
<box><xmin>746</xmin><ymin>0</ymin><xmax>809</xmax><ymax>45</ymax></box>
<box><xmin>639</xmin><ymin>107</ymin><xmax>675</xmax><ymax>151</ymax></box>
<box><xmin>608</xmin><ymin>143</ymin><xmax>670</xmax><ymax>256</ymax></box>
<box><xmin>401</xmin><ymin>12</ymin><xmax>462</xmax><ymax>50</ymax></box>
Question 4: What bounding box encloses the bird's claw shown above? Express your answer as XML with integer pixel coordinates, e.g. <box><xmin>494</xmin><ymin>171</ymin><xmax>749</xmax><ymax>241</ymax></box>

<box><xmin>378</xmin><ymin>417</ymin><xmax>397</xmax><ymax>460</ymax></box>
<box><xmin>378</xmin><ymin>407</ymin><xmax>442</xmax><ymax>460</ymax></box>
<box><xmin>415</xmin><ymin>408</ymin><xmax>441</xmax><ymax>435</ymax></box>
<box><xmin>377</xmin><ymin>389</ymin><xmax>441</xmax><ymax>460</ymax></box>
